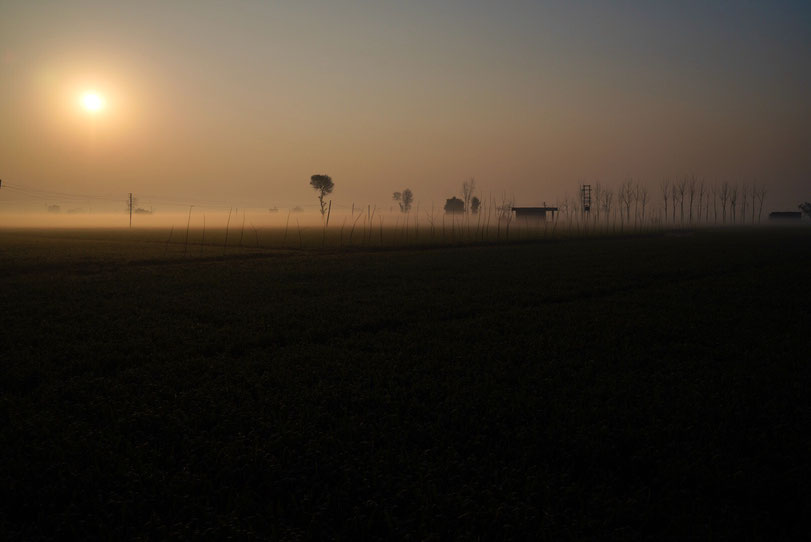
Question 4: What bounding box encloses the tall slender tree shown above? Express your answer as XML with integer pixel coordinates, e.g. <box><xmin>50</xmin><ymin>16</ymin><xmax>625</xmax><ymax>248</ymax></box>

<box><xmin>310</xmin><ymin>174</ymin><xmax>334</xmax><ymax>217</ymax></box>
<box><xmin>462</xmin><ymin>178</ymin><xmax>476</xmax><ymax>216</ymax></box>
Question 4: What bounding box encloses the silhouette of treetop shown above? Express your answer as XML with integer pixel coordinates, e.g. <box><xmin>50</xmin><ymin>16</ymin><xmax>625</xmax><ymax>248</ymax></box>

<box><xmin>310</xmin><ymin>174</ymin><xmax>334</xmax><ymax>216</ymax></box>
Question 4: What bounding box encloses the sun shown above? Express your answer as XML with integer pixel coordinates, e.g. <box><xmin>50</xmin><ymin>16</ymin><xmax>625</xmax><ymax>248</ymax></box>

<box><xmin>81</xmin><ymin>91</ymin><xmax>105</xmax><ymax>113</ymax></box>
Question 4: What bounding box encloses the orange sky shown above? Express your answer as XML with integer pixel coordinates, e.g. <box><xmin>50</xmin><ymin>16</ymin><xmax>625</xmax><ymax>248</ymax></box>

<box><xmin>2</xmin><ymin>1</ymin><xmax>809</xmax><ymax>215</ymax></box>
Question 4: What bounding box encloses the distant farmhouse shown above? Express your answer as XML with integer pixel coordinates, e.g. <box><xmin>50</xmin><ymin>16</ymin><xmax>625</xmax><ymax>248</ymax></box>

<box><xmin>444</xmin><ymin>197</ymin><xmax>465</xmax><ymax>214</ymax></box>
<box><xmin>512</xmin><ymin>206</ymin><xmax>558</xmax><ymax>222</ymax></box>
<box><xmin>769</xmin><ymin>211</ymin><xmax>802</xmax><ymax>221</ymax></box>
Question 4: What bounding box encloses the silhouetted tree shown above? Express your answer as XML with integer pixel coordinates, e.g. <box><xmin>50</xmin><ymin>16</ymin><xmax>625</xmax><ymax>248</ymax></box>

<box><xmin>729</xmin><ymin>184</ymin><xmax>738</xmax><ymax>224</ymax></box>
<box><xmin>593</xmin><ymin>183</ymin><xmax>602</xmax><ymax>224</ymax></box>
<box><xmin>638</xmin><ymin>185</ymin><xmax>649</xmax><ymax>227</ymax></box>
<box><xmin>310</xmin><ymin>174</ymin><xmax>334</xmax><ymax>216</ymax></box>
<box><xmin>619</xmin><ymin>179</ymin><xmax>633</xmax><ymax>228</ymax></box>
<box><xmin>719</xmin><ymin>182</ymin><xmax>730</xmax><ymax>224</ymax></box>
<box><xmin>470</xmin><ymin>196</ymin><xmax>481</xmax><ymax>215</ymax></box>
<box><xmin>393</xmin><ymin>188</ymin><xmax>414</xmax><ymax>213</ymax></box>
<box><xmin>462</xmin><ymin>178</ymin><xmax>476</xmax><ymax>215</ymax></box>
<box><xmin>669</xmin><ymin>183</ymin><xmax>677</xmax><ymax>224</ymax></box>
<box><xmin>496</xmin><ymin>193</ymin><xmax>514</xmax><ymax>239</ymax></box>
<box><xmin>751</xmin><ymin>181</ymin><xmax>758</xmax><ymax>223</ymax></box>
<box><xmin>444</xmin><ymin>197</ymin><xmax>465</xmax><ymax>214</ymax></box>
<box><xmin>800</xmin><ymin>202</ymin><xmax>811</xmax><ymax>219</ymax></box>
<box><xmin>756</xmin><ymin>185</ymin><xmax>767</xmax><ymax>223</ymax></box>
<box><xmin>687</xmin><ymin>176</ymin><xmax>696</xmax><ymax>224</ymax></box>
<box><xmin>697</xmin><ymin>179</ymin><xmax>706</xmax><ymax>225</ymax></box>
<box><xmin>602</xmin><ymin>189</ymin><xmax>614</xmax><ymax>229</ymax></box>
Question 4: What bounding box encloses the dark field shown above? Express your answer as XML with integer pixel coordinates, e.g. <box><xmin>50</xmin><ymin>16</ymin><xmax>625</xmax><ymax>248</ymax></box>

<box><xmin>1</xmin><ymin>228</ymin><xmax>810</xmax><ymax>539</ymax></box>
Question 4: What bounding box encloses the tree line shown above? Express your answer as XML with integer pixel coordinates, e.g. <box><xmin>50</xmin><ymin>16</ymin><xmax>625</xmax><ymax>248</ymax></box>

<box><xmin>556</xmin><ymin>177</ymin><xmax>770</xmax><ymax>230</ymax></box>
<box><xmin>312</xmin><ymin>173</ymin><xmax>778</xmax><ymax>230</ymax></box>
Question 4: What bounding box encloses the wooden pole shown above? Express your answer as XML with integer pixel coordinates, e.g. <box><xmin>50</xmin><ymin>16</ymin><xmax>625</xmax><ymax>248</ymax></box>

<box><xmin>224</xmin><ymin>207</ymin><xmax>232</xmax><ymax>254</ymax></box>
<box><xmin>184</xmin><ymin>205</ymin><xmax>193</xmax><ymax>255</ymax></box>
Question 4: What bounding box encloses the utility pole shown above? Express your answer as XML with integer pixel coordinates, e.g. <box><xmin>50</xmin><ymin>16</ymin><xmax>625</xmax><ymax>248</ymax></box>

<box><xmin>128</xmin><ymin>193</ymin><xmax>133</xmax><ymax>228</ymax></box>
<box><xmin>184</xmin><ymin>205</ymin><xmax>194</xmax><ymax>255</ymax></box>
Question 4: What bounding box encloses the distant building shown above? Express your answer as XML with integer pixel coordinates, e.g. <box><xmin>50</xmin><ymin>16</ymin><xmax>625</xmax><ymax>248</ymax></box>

<box><xmin>512</xmin><ymin>206</ymin><xmax>558</xmax><ymax>222</ymax></box>
<box><xmin>769</xmin><ymin>211</ymin><xmax>801</xmax><ymax>221</ymax></box>
<box><xmin>444</xmin><ymin>197</ymin><xmax>465</xmax><ymax>214</ymax></box>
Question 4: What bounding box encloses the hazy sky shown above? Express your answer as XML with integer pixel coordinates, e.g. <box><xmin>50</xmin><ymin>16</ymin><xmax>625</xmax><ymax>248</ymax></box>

<box><xmin>2</xmin><ymin>0</ymin><xmax>809</xmax><ymax>212</ymax></box>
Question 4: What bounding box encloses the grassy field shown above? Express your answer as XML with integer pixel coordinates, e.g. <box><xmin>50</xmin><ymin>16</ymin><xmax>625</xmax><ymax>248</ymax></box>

<box><xmin>1</xmin><ymin>227</ymin><xmax>809</xmax><ymax>539</ymax></box>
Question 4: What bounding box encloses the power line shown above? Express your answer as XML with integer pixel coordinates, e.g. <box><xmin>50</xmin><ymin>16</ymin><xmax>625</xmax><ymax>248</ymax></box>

<box><xmin>2</xmin><ymin>183</ymin><xmax>124</xmax><ymax>202</ymax></box>
<box><xmin>0</xmin><ymin>180</ymin><xmax>363</xmax><ymax>212</ymax></box>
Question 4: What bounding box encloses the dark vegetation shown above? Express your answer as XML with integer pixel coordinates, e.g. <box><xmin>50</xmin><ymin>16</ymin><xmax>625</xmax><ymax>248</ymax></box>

<box><xmin>1</xmin><ymin>228</ymin><xmax>810</xmax><ymax>539</ymax></box>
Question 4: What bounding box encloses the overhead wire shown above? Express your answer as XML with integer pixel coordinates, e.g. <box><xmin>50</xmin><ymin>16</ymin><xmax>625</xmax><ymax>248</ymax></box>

<box><xmin>0</xmin><ymin>180</ymin><xmax>337</xmax><ymax>212</ymax></box>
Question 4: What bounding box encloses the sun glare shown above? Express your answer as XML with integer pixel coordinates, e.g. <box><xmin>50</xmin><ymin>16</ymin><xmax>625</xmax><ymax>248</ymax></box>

<box><xmin>81</xmin><ymin>91</ymin><xmax>105</xmax><ymax>113</ymax></box>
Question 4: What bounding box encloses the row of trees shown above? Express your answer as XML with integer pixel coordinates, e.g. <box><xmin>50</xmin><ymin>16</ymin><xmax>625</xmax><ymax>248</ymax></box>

<box><xmin>557</xmin><ymin>178</ymin><xmax>770</xmax><ymax>229</ymax></box>
<box><xmin>393</xmin><ymin>179</ymin><xmax>485</xmax><ymax>216</ymax></box>
<box><xmin>658</xmin><ymin>177</ymin><xmax>768</xmax><ymax>226</ymax></box>
<box><xmin>315</xmin><ymin>173</ymin><xmax>777</xmax><ymax>229</ymax></box>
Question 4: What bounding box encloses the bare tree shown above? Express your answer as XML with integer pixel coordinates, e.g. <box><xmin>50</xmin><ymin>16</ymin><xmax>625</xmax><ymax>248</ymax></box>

<box><xmin>740</xmin><ymin>183</ymin><xmax>748</xmax><ymax>225</ymax></box>
<box><xmin>592</xmin><ymin>182</ymin><xmax>602</xmax><ymax>225</ymax></box>
<box><xmin>602</xmin><ymin>189</ymin><xmax>614</xmax><ymax>230</ymax></box>
<box><xmin>729</xmin><ymin>184</ymin><xmax>738</xmax><ymax>225</ymax></box>
<box><xmin>671</xmin><ymin>182</ymin><xmax>678</xmax><ymax>225</ymax></box>
<box><xmin>756</xmin><ymin>185</ymin><xmax>767</xmax><ymax>223</ymax></box>
<box><xmin>660</xmin><ymin>179</ymin><xmax>670</xmax><ymax>226</ymax></box>
<box><xmin>462</xmin><ymin>178</ymin><xmax>476</xmax><ymax>216</ymax></box>
<box><xmin>697</xmin><ymin>179</ymin><xmax>706</xmax><ymax>226</ymax></box>
<box><xmin>496</xmin><ymin>192</ymin><xmax>513</xmax><ymax>239</ymax></box>
<box><xmin>719</xmin><ymin>182</ymin><xmax>729</xmax><ymax>224</ymax></box>
<box><xmin>687</xmin><ymin>176</ymin><xmax>696</xmax><ymax>224</ymax></box>
<box><xmin>620</xmin><ymin>179</ymin><xmax>633</xmax><ymax>229</ymax></box>
<box><xmin>751</xmin><ymin>181</ymin><xmax>757</xmax><ymax>224</ymax></box>
<box><xmin>638</xmin><ymin>185</ymin><xmax>649</xmax><ymax>228</ymax></box>
<box><xmin>677</xmin><ymin>178</ymin><xmax>687</xmax><ymax>225</ymax></box>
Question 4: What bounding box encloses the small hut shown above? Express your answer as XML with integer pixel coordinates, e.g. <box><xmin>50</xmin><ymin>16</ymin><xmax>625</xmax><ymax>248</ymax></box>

<box><xmin>444</xmin><ymin>197</ymin><xmax>465</xmax><ymax>215</ymax></box>
<box><xmin>769</xmin><ymin>212</ymin><xmax>801</xmax><ymax>221</ymax></box>
<box><xmin>512</xmin><ymin>206</ymin><xmax>558</xmax><ymax>222</ymax></box>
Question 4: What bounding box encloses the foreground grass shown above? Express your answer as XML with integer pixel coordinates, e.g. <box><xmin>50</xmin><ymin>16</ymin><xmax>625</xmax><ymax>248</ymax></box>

<box><xmin>1</xmin><ymin>228</ymin><xmax>809</xmax><ymax>539</ymax></box>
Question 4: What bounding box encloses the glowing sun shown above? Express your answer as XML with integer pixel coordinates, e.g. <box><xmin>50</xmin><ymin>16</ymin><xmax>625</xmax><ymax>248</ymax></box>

<box><xmin>81</xmin><ymin>91</ymin><xmax>105</xmax><ymax>113</ymax></box>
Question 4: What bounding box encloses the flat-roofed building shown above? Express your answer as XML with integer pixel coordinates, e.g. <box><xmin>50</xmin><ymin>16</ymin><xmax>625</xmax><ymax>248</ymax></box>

<box><xmin>512</xmin><ymin>206</ymin><xmax>558</xmax><ymax>222</ymax></box>
<box><xmin>769</xmin><ymin>211</ymin><xmax>802</xmax><ymax>221</ymax></box>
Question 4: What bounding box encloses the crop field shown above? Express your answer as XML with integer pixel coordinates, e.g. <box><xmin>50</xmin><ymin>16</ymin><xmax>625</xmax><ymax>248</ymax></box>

<box><xmin>1</xmin><ymin>227</ymin><xmax>810</xmax><ymax>539</ymax></box>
